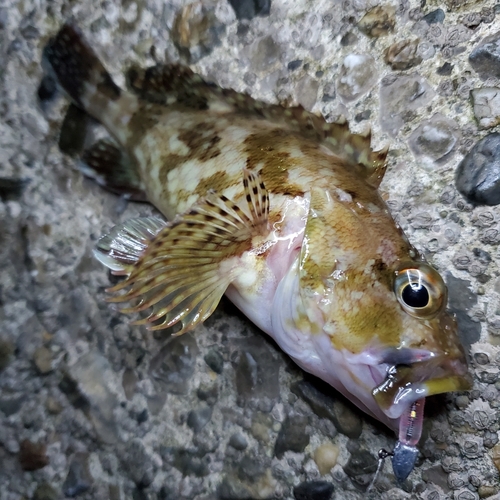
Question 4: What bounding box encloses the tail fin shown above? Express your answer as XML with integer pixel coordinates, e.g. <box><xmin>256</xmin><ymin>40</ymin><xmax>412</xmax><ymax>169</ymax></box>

<box><xmin>43</xmin><ymin>23</ymin><xmax>121</xmax><ymax>114</ymax></box>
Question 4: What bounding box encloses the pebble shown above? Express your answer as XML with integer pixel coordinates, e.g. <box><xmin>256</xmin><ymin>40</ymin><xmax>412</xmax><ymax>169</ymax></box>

<box><xmin>455</xmin><ymin>133</ymin><xmax>500</xmax><ymax>205</ymax></box>
<box><xmin>204</xmin><ymin>348</ymin><xmax>224</xmax><ymax>374</ymax></box>
<box><xmin>343</xmin><ymin>449</ymin><xmax>378</xmax><ymax>490</ymax></box>
<box><xmin>379</xmin><ymin>74</ymin><xmax>435</xmax><ymax>136</ymax></box>
<box><xmin>469</xmin><ymin>32</ymin><xmax>500</xmax><ymax>80</ymax></box>
<box><xmin>478</xmin><ymin>485</ymin><xmax>498</xmax><ymax>498</ymax></box>
<box><xmin>32</xmin><ymin>483</ymin><xmax>59</xmax><ymax>500</ymax></box>
<box><xmin>446</xmin><ymin>273</ymin><xmax>481</xmax><ymax>348</ymax></box>
<box><xmin>384</xmin><ymin>39</ymin><xmax>422</xmax><ymax>70</ymax></box>
<box><xmin>274</xmin><ymin>415</ymin><xmax>309</xmax><ymax>459</ymax></box>
<box><xmin>313</xmin><ymin>442</ymin><xmax>339</xmax><ymax>475</ymax></box>
<box><xmin>18</xmin><ymin>439</ymin><xmax>48</xmax><ymax>471</ymax></box>
<box><xmin>470</xmin><ymin>88</ymin><xmax>500</xmax><ymax>129</ymax></box>
<box><xmin>423</xmin><ymin>8</ymin><xmax>445</xmax><ymax>24</ymax></box>
<box><xmin>63</xmin><ymin>453</ymin><xmax>92</xmax><ymax>497</ymax></box>
<box><xmin>58</xmin><ymin>104</ymin><xmax>89</xmax><ymax>158</ymax></box>
<box><xmin>33</xmin><ymin>346</ymin><xmax>54</xmax><ymax>374</ymax></box>
<box><xmin>171</xmin><ymin>4</ymin><xmax>226</xmax><ymax>63</ymax></box>
<box><xmin>228</xmin><ymin>0</ymin><xmax>271</xmax><ymax>20</ymax></box>
<box><xmin>149</xmin><ymin>332</ymin><xmax>199</xmax><ymax>395</ymax></box>
<box><xmin>408</xmin><ymin>113</ymin><xmax>459</xmax><ymax>161</ymax></box>
<box><xmin>0</xmin><ymin>338</ymin><xmax>14</xmax><ymax>371</ymax></box>
<box><xmin>228</xmin><ymin>432</ymin><xmax>248</xmax><ymax>451</ymax></box>
<box><xmin>357</xmin><ymin>5</ymin><xmax>396</xmax><ymax>37</ymax></box>
<box><xmin>336</xmin><ymin>53</ymin><xmax>378</xmax><ymax>102</ymax></box>
<box><xmin>293</xmin><ymin>480</ymin><xmax>334</xmax><ymax>500</ymax></box>
<box><xmin>187</xmin><ymin>405</ymin><xmax>213</xmax><ymax>433</ymax></box>
<box><xmin>232</xmin><ymin>337</ymin><xmax>280</xmax><ymax>408</ymax></box>
<box><xmin>421</xmin><ymin>464</ymin><xmax>450</xmax><ymax>492</ymax></box>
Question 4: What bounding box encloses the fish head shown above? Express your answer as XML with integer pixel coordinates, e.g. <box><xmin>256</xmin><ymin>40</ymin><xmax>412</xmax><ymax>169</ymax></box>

<box><xmin>290</xmin><ymin>188</ymin><xmax>471</xmax><ymax>429</ymax></box>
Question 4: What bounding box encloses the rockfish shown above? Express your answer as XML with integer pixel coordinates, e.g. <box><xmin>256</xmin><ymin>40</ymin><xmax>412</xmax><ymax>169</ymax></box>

<box><xmin>44</xmin><ymin>24</ymin><xmax>470</xmax><ymax>481</ymax></box>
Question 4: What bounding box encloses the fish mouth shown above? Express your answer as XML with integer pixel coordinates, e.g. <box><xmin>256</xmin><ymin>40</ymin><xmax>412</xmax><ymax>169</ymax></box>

<box><xmin>372</xmin><ymin>354</ymin><xmax>471</xmax><ymax>420</ymax></box>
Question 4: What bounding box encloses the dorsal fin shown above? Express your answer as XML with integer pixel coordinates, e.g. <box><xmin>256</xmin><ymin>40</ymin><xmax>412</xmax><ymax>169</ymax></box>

<box><xmin>127</xmin><ymin>63</ymin><xmax>388</xmax><ymax>186</ymax></box>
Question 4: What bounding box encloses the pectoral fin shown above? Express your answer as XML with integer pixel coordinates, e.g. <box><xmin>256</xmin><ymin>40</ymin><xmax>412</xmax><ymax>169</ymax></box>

<box><xmin>95</xmin><ymin>170</ymin><xmax>269</xmax><ymax>334</ymax></box>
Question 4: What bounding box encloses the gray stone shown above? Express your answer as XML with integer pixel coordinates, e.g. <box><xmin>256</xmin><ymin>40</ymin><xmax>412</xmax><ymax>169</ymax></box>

<box><xmin>204</xmin><ymin>348</ymin><xmax>224</xmax><ymax>374</ymax></box>
<box><xmin>33</xmin><ymin>346</ymin><xmax>54</xmax><ymax>374</ymax></box>
<box><xmin>228</xmin><ymin>0</ymin><xmax>270</xmax><ymax>20</ymax></box>
<box><xmin>232</xmin><ymin>336</ymin><xmax>280</xmax><ymax>409</ymax></box>
<box><xmin>423</xmin><ymin>8</ymin><xmax>445</xmax><ymax>24</ymax></box>
<box><xmin>32</xmin><ymin>483</ymin><xmax>59</xmax><ymax>500</ymax></box>
<box><xmin>63</xmin><ymin>453</ymin><xmax>92</xmax><ymax>497</ymax></box>
<box><xmin>149</xmin><ymin>332</ymin><xmax>199</xmax><ymax>395</ymax></box>
<box><xmin>228</xmin><ymin>432</ymin><xmax>248</xmax><ymax>450</ymax></box>
<box><xmin>187</xmin><ymin>405</ymin><xmax>213</xmax><ymax>433</ymax></box>
<box><xmin>343</xmin><ymin>449</ymin><xmax>378</xmax><ymax>490</ymax></box>
<box><xmin>446</xmin><ymin>273</ymin><xmax>480</xmax><ymax>349</ymax></box>
<box><xmin>274</xmin><ymin>415</ymin><xmax>309</xmax><ymax>459</ymax></box>
<box><xmin>124</xmin><ymin>439</ymin><xmax>154</xmax><ymax>486</ymax></box>
<box><xmin>379</xmin><ymin>74</ymin><xmax>435</xmax><ymax>136</ymax></box>
<box><xmin>293</xmin><ymin>480</ymin><xmax>334</xmax><ymax>500</ymax></box>
<box><xmin>336</xmin><ymin>54</ymin><xmax>378</xmax><ymax>102</ymax></box>
<box><xmin>469</xmin><ymin>32</ymin><xmax>500</xmax><ymax>80</ymax></box>
<box><xmin>408</xmin><ymin>113</ymin><xmax>459</xmax><ymax>161</ymax></box>
<box><xmin>470</xmin><ymin>88</ymin><xmax>500</xmax><ymax>129</ymax></box>
<box><xmin>455</xmin><ymin>133</ymin><xmax>500</xmax><ymax>205</ymax></box>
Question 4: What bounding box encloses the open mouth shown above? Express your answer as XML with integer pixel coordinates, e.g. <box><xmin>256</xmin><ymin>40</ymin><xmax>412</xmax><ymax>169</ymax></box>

<box><xmin>372</xmin><ymin>358</ymin><xmax>471</xmax><ymax>420</ymax></box>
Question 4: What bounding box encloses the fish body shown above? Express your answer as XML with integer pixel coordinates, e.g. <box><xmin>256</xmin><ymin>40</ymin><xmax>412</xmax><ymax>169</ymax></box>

<box><xmin>45</xmin><ymin>24</ymin><xmax>470</xmax><ymax>477</ymax></box>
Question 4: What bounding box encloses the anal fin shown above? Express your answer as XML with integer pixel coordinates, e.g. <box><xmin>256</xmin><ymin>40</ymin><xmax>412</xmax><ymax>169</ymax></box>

<box><xmin>96</xmin><ymin>170</ymin><xmax>270</xmax><ymax>334</ymax></box>
<box><xmin>81</xmin><ymin>139</ymin><xmax>146</xmax><ymax>201</ymax></box>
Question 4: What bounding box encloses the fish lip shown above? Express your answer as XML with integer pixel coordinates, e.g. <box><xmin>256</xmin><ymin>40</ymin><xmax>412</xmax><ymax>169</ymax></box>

<box><xmin>372</xmin><ymin>358</ymin><xmax>472</xmax><ymax>420</ymax></box>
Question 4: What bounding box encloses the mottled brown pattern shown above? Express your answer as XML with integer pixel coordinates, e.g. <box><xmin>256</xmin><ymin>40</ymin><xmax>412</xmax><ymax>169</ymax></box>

<box><xmin>243</xmin><ymin>129</ymin><xmax>305</xmax><ymax>197</ymax></box>
<box><xmin>177</xmin><ymin>128</ymin><xmax>221</xmax><ymax>162</ymax></box>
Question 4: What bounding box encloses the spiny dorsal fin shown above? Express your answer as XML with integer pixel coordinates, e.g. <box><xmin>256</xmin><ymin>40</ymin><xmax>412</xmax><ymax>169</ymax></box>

<box><xmin>96</xmin><ymin>169</ymin><xmax>269</xmax><ymax>334</ymax></box>
<box><xmin>128</xmin><ymin>62</ymin><xmax>388</xmax><ymax>186</ymax></box>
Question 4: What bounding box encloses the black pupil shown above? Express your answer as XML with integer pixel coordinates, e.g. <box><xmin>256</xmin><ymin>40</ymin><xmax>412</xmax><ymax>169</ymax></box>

<box><xmin>402</xmin><ymin>283</ymin><xmax>429</xmax><ymax>308</ymax></box>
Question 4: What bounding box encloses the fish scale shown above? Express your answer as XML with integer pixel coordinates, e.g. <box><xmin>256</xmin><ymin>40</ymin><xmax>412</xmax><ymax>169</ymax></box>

<box><xmin>44</xmin><ymin>22</ymin><xmax>470</xmax><ymax>483</ymax></box>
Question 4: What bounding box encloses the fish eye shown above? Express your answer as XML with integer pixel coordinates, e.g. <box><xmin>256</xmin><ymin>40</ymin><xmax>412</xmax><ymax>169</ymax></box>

<box><xmin>394</xmin><ymin>263</ymin><xmax>446</xmax><ymax>319</ymax></box>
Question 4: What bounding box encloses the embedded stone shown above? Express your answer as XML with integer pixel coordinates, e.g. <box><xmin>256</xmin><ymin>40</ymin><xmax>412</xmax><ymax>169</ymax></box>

<box><xmin>423</xmin><ymin>8</ymin><xmax>445</xmax><ymax>24</ymax></box>
<box><xmin>469</xmin><ymin>32</ymin><xmax>500</xmax><ymax>80</ymax></box>
<box><xmin>274</xmin><ymin>415</ymin><xmax>309</xmax><ymax>459</ymax></box>
<box><xmin>470</xmin><ymin>88</ymin><xmax>500</xmax><ymax>129</ymax></box>
<box><xmin>336</xmin><ymin>53</ymin><xmax>378</xmax><ymax>102</ymax></box>
<box><xmin>187</xmin><ymin>405</ymin><xmax>213</xmax><ymax>433</ymax></box>
<box><xmin>379</xmin><ymin>74</ymin><xmax>435</xmax><ymax>136</ymax></box>
<box><xmin>408</xmin><ymin>113</ymin><xmax>459</xmax><ymax>161</ymax></box>
<box><xmin>357</xmin><ymin>5</ymin><xmax>396</xmax><ymax>37</ymax></box>
<box><xmin>228</xmin><ymin>0</ymin><xmax>271</xmax><ymax>20</ymax></box>
<box><xmin>18</xmin><ymin>440</ymin><xmax>48</xmax><ymax>471</ymax></box>
<box><xmin>455</xmin><ymin>133</ymin><xmax>500</xmax><ymax>205</ymax></box>
<box><xmin>293</xmin><ymin>480</ymin><xmax>334</xmax><ymax>500</ymax></box>
<box><xmin>384</xmin><ymin>39</ymin><xmax>422</xmax><ymax>70</ymax></box>
<box><xmin>63</xmin><ymin>453</ymin><xmax>92</xmax><ymax>497</ymax></box>
<box><xmin>313</xmin><ymin>442</ymin><xmax>339</xmax><ymax>475</ymax></box>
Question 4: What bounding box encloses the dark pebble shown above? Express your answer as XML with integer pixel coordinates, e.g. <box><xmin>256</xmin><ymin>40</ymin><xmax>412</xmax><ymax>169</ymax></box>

<box><xmin>455</xmin><ymin>133</ymin><xmax>500</xmax><ymax>205</ymax></box>
<box><xmin>274</xmin><ymin>415</ymin><xmax>309</xmax><ymax>459</ymax></box>
<box><xmin>0</xmin><ymin>178</ymin><xmax>28</xmax><ymax>202</ymax></box>
<box><xmin>197</xmin><ymin>382</ymin><xmax>219</xmax><ymax>405</ymax></box>
<box><xmin>204</xmin><ymin>348</ymin><xmax>224</xmax><ymax>374</ymax></box>
<box><xmin>32</xmin><ymin>482</ymin><xmax>59</xmax><ymax>500</ymax></box>
<box><xmin>37</xmin><ymin>74</ymin><xmax>57</xmax><ymax>101</ymax></box>
<box><xmin>136</xmin><ymin>408</ymin><xmax>148</xmax><ymax>424</ymax></box>
<box><xmin>437</xmin><ymin>62</ymin><xmax>453</xmax><ymax>76</ymax></box>
<box><xmin>58</xmin><ymin>104</ymin><xmax>89</xmax><ymax>158</ymax></box>
<box><xmin>0</xmin><ymin>338</ymin><xmax>14</xmax><ymax>371</ymax></box>
<box><xmin>343</xmin><ymin>449</ymin><xmax>378</xmax><ymax>489</ymax></box>
<box><xmin>446</xmin><ymin>273</ymin><xmax>480</xmax><ymax>349</ymax></box>
<box><xmin>63</xmin><ymin>453</ymin><xmax>92</xmax><ymax>497</ymax></box>
<box><xmin>288</xmin><ymin>59</ymin><xmax>303</xmax><ymax>71</ymax></box>
<box><xmin>228</xmin><ymin>0</ymin><xmax>271</xmax><ymax>20</ymax></box>
<box><xmin>228</xmin><ymin>432</ymin><xmax>248</xmax><ymax>451</ymax></box>
<box><xmin>423</xmin><ymin>8</ymin><xmax>445</xmax><ymax>24</ymax></box>
<box><xmin>149</xmin><ymin>332</ymin><xmax>199</xmax><ymax>395</ymax></box>
<box><xmin>293</xmin><ymin>480</ymin><xmax>334</xmax><ymax>500</ymax></box>
<box><xmin>18</xmin><ymin>440</ymin><xmax>48</xmax><ymax>471</ymax></box>
<box><xmin>469</xmin><ymin>33</ymin><xmax>500</xmax><ymax>80</ymax></box>
<box><xmin>187</xmin><ymin>405</ymin><xmax>213</xmax><ymax>433</ymax></box>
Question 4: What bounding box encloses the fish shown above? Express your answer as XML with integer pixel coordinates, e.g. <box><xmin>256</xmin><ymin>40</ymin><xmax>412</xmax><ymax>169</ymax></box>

<box><xmin>44</xmin><ymin>24</ymin><xmax>470</xmax><ymax>482</ymax></box>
